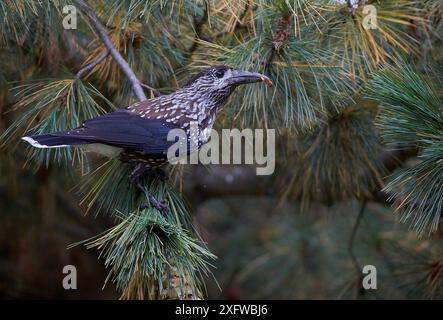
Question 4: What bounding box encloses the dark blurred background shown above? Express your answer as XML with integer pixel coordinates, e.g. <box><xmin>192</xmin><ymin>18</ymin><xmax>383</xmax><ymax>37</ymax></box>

<box><xmin>1</xmin><ymin>0</ymin><xmax>443</xmax><ymax>299</ymax></box>
<box><xmin>1</xmin><ymin>158</ymin><xmax>441</xmax><ymax>299</ymax></box>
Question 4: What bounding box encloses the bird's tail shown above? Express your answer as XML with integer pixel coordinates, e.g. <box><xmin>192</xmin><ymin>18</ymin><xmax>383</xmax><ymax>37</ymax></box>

<box><xmin>22</xmin><ymin>133</ymin><xmax>88</xmax><ymax>149</ymax></box>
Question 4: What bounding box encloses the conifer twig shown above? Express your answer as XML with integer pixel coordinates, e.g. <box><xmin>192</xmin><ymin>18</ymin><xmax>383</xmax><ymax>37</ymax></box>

<box><xmin>75</xmin><ymin>49</ymin><xmax>109</xmax><ymax>79</ymax></box>
<box><xmin>264</xmin><ymin>15</ymin><xmax>290</xmax><ymax>72</ymax></box>
<box><xmin>76</xmin><ymin>0</ymin><xmax>147</xmax><ymax>101</ymax></box>
<box><xmin>349</xmin><ymin>201</ymin><xmax>366</xmax><ymax>273</ymax></box>
<box><xmin>141</xmin><ymin>83</ymin><xmax>161</xmax><ymax>97</ymax></box>
<box><xmin>348</xmin><ymin>200</ymin><xmax>367</xmax><ymax>296</ymax></box>
<box><xmin>187</xmin><ymin>1</ymin><xmax>210</xmax><ymax>55</ymax></box>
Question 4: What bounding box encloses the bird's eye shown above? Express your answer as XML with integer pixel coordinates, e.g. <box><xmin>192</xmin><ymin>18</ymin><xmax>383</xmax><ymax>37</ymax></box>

<box><xmin>215</xmin><ymin>69</ymin><xmax>224</xmax><ymax>78</ymax></box>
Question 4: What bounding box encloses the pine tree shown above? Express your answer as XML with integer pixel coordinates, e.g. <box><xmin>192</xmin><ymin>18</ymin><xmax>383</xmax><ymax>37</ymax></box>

<box><xmin>0</xmin><ymin>0</ymin><xmax>442</xmax><ymax>299</ymax></box>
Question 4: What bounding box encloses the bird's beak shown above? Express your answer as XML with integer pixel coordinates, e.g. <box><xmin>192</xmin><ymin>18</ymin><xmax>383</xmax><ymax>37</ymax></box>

<box><xmin>229</xmin><ymin>70</ymin><xmax>273</xmax><ymax>87</ymax></box>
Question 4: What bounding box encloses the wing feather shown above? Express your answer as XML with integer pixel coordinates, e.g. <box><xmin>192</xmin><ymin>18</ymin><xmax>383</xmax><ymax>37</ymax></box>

<box><xmin>63</xmin><ymin>108</ymin><xmax>181</xmax><ymax>154</ymax></box>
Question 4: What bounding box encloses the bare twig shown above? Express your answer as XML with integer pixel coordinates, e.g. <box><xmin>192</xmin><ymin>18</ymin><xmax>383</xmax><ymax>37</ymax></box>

<box><xmin>187</xmin><ymin>1</ymin><xmax>210</xmax><ymax>55</ymax></box>
<box><xmin>75</xmin><ymin>49</ymin><xmax>109</xmax><ymax>79</ymax></box>
<box><xmin>348</xmin><ymin>200</ymin><xmax>367</xmax><ymax>296</ymax></box>
<box><xmin>349</xmin><ymin>201</ymin><xmax>366</xmax><ymax>273</ymax></box>
<box><xmin>141</xmin><ymin>83</ymin><xmax>161</xmax><ymax>97</ymax></box>
<box><xmin>76</xmin><ymin>0</ymin><xmax>147</xmax><ymax>101</ymax></box>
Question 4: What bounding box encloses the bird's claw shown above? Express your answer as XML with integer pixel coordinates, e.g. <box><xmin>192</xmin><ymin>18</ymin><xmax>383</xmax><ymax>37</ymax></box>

<box><xmin>130</xmin><ymin>163</ymin><xmax>169</xmax><ymax>216</ymax></box>
<box><xmin>129</xmin><ymin>163</ymin><xmax>148</xmax><ymax>186</ymax></box>
<box><xmin>140</xmin><ymin>196</ymin><xmax>170</xmax><ymax>216</ymax></box>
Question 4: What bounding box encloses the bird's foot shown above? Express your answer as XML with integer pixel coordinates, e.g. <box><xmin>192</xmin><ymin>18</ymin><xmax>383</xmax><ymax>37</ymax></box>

<box><xmin>129</xmin><ymin>163</ymin><xmax>150</xmax><ymax>187</ymax></box>
<box><xmin>140</xmin><ymin>196</ymin><xmax>170</xmax><ymax>216</ymax></box>
<box><xmin>129</xmin><ymin>163</ymin><xmax>170</xmax><ymax>216</ymax></box>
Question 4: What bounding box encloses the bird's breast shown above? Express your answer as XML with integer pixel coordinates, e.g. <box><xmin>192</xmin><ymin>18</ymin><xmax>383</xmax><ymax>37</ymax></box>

<box><xmin>200</xmin><ymin>127</ymin><xmax>213</xmax><ymax>143</ymax></box>
<box><xmin>199</xmin><ymin>113</ymin><xmax>216</xmax><ymax>143</ymax></box>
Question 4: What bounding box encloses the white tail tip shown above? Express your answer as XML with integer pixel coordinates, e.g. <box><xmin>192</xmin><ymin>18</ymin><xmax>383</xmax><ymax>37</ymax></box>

<box><xmin>21</xmin><ymin>136</ymin><xmax>68</xmax><ymax>149</ymax></box>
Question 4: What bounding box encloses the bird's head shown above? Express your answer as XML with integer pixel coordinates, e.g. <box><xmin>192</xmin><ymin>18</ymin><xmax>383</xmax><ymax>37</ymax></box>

<box><xmin>185</xmin><ymin>65</ymin><xmax>272</xmax><ymax>94</ymax></box>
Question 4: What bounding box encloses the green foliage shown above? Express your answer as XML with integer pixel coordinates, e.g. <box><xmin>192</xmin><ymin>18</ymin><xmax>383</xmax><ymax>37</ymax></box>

<box><xmin>202</xmin><ymin>198</ymin><xmax>435</xmax><ymax>299</ymax></box>
<box><xmin>0</xmin><ymin>0</ymin><xmax>38</xmax><ymax>45</ymax></box>
<box><xmin>1</xmin><ymin>0</ymin><xmax>443</xmax><ymax>300</ymax></box>
<box><xmin>203</xmin><ymin>33</ymin><xmax>355</xmax><ymax>131</ymax></box>
<box><xmin>320</xmin><ymin>0</ymin><xmax>423</xmax><ymax>77</ymax></box>
<box><xmin>367</xmin><ymin>63</ymin><xmax>443</xmax><ymax>148</ymax></box>
<box><xmin>77</xmin><ymin>159</ymin><xmax>192</xmax><ymax>227</ymax></box>
<box><xmin>388</xmin><ymin>239</ymin><xmax>443</xmax><ymax>299</ymax></box>
<box><xmin>280</xmin><ymin>103</ymin><xmax>384</xmax><ymax>205</ymax></box>
<box><xmin>77</xmin><ymin>159</ymin><xmax>142</xmax><ymax>215</ymax></box>
<box><xmin>73</xmin><ymin>158</ymin><xmax>215</xmax><ymax>298</ymax></box>
<box><xmin>0</xmin><ymin>0</ymin><xmax>76</xmax><ymax>65</ymax></box>
<box><xmin>1</xmin><ymin>78</ymin><xmax>113</xmax><ymax>166</ymax></box>
<box><xmin>73</xmin><ymin>204</ymin><xmax>215</xmax><ymax>299</ymax></box>
<box><xmin>367</xmin><ymin>63</ymin><xmax>443</xmax><ymax>234</ymax></box>
<box><xmin>104</xmin><ymin>0</ymin><xmax>204</xmax><ymax>30</ymax></box>
<box><xmin>385</xmin><ymin>145</ymin><xmax>443</xmax><ymax>234</ymax></box>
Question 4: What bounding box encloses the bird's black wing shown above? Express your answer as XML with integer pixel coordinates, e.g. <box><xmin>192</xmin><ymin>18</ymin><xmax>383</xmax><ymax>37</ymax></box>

<box><xmin>64</xmin><ymin>108</ymin><xmax>181</xmax><ymax>154</ymax></box>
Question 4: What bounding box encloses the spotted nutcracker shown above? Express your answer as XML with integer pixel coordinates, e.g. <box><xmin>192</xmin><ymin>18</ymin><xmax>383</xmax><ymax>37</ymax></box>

<box><xmin>22</xmin><ymin>65</ymin><xmax>272</xmax><ymax>211</ymax></box>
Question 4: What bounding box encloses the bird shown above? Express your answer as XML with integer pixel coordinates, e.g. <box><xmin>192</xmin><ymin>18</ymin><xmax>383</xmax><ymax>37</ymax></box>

<box><xmin>22</xmin><ymin>65</ymin><xmax>272</xmax><ymax>212</ymax></box>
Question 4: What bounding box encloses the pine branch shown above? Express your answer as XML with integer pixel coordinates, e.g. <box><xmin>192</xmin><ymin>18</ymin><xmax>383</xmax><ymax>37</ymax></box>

<box><xmin>0</xmin><ymin>79</ymin><xmax>112</xmax><ymax>165</ymax></box>
<box><xmin>141</xmin><ymin>83</ymin><xmax>161</xmax><ymax>97</ymax></box>
<box><xmin>69</xmin><ymin>1</ymin><xmax>216</xmax><ymax>300</ymax></box>
<box><xmin>367</xmin><ymin>62</ymin><xmax>443</xmax><ymax>234</ymax></box>
<box><xmin>74</xmin><ymin>158</ymin><xmax>215</xmax><ymax>299</ymax></box>
<box><xmin>187</xmin><ymin>1</ymin><xmax>210</xmax><ymax>55</ymax></box>
<box><xmin>76</xmin><ymin>0</ymin><xmax>147</xmax><ymax>101</ymax></box>
<box><xmin>348</xmin><ymin>200</ymin><xmax>366</xmax><ymax>296</ymax></box>
<box><xmin>75</xmin><ymin>49</ymin><xmax>110</xmax><ymax>79</ymax></box>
